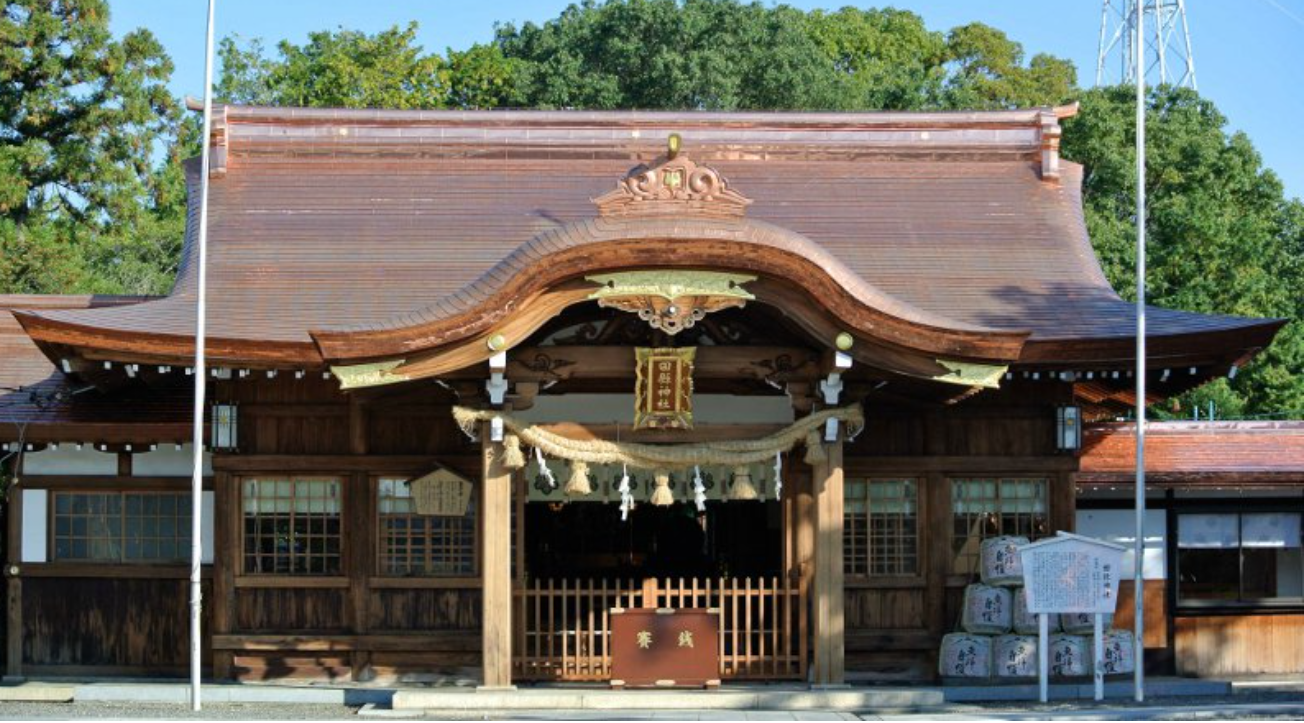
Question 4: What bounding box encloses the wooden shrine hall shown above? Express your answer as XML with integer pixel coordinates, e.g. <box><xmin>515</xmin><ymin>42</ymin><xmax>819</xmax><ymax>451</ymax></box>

<box><xmin>0</xmin><ymin>104</ymin><xmax>1290</xmax><ymax>686</ymax></box>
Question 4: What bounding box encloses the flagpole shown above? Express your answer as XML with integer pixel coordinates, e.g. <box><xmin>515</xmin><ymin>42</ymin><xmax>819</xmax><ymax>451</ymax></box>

<box><xmin>190</xmin><ymin>0</ymin><xmax>218</xmax><ymax>711</ymax></box>
<box><xmin>1133</xmin><ymin>0</ymin><xmax>1147</xmax><ymax>705</ymax></box>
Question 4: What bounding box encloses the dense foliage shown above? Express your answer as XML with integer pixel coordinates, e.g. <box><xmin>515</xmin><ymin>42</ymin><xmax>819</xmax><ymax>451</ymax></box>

<box><xmin>3</xmin><ymin>0</ymin><xmax>1301</xmax><ymax>417</ymax></box>
<box><xmin>0</xmin><ymin>0</ymin><xmax>187</xmax><ymax>294</ymax></box>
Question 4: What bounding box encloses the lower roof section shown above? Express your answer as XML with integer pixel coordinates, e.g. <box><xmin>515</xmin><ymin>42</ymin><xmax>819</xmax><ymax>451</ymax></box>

<box><xmin>1079</xmin><ymin>420</ymin><xmax>1304</xmax><ymax>486</ymax></box>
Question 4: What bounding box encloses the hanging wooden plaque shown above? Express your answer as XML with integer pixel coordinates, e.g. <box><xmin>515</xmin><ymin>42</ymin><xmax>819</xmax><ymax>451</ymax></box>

<box><xmin>634</xmin><ymin>347</ymin><xmax>695</xmax><ymax>430</ymax></box>
<box><xmin>408</xmin><ymin>468</ymin><xmax>472</xmax><ymax>517</ymax></box>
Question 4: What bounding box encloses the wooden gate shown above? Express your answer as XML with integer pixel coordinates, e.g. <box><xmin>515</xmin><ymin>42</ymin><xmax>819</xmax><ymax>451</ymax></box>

<box><xmin>513</xmin><ymin>576</ymin><xmax>806</xmax><ymax>681</ymax></box>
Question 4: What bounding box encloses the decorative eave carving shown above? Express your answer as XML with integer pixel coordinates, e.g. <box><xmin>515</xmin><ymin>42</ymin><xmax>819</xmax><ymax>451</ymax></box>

<box><xmin>593</xmin><ymin>134</ymin><xmax>752</xmax><ymax>219</ymax></box>
<box><xmin>587</xmin><ymin>270</ymin><xmax>756</xmax><ymax>336</ymax></box>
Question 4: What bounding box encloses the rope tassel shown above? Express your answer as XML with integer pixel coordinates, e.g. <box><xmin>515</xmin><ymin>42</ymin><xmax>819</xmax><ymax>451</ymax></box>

<box><xmin>564</xmin><ymin>460</ymin><xmax>592</xmax><ymax>497</ymax></box>
<box><xmin>502</xmin><ymin>433</ymin><xmax>526</xmax><ymax>470</ymax></box>
<box><xmin>650</xmin><ymin>469</ymin><xmax>674</xmax><ymax>506</ymax></box>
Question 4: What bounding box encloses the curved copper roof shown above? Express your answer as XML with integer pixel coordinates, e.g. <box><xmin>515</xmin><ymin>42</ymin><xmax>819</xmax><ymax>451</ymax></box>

<box><xmin>15</xmin><ymin>104</ymin><xmax>1282</xmax><ymax>370</ymax></box>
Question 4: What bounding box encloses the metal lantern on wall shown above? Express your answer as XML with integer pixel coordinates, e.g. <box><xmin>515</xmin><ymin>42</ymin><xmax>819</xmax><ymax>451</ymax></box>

<box><xmin>210</xmin><ymin>403</ymin><xmax>238</xmax><ymax>451</ymax></box>
<box><xmin>1056</xmin><ymin>405</ymin><xmax>1081</xmax><ymax>451</ymax></box>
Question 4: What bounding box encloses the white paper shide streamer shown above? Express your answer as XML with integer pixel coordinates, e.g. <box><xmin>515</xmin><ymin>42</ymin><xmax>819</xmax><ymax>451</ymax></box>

<box><xmin>773</xmin><ymin>452</ymin><xmax>783</xmax><ymax>500</ymax></box>
<box><xmin>618</xmin><ymin>465</ymin><xmax>633</xmax><ymax>520</ymax></box>
<box><xmin>692</xmin><ymin>465</ymin><xmax>707</xmax><ymax>512</ymax></box>
<box><xmin>534</xmin><ymin>445</ymin><xmax>556</xmax><ymax>489</ymax></box>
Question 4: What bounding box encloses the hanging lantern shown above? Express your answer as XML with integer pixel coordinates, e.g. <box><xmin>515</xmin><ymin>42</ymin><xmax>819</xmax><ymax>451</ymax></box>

<box><xmin>728</xmin><ymin>465</ymin><xmax>758</xmax><ymax>501</ymax></box>
<box><xmin>1056</xmin><ymin>405</ymin><xmax>1082</xmax><ymax>451</ymax></box>
<box><xmin>210</xmin><ymin>403</ymin><xmax>238</xmax><ymax>451</ymax></box>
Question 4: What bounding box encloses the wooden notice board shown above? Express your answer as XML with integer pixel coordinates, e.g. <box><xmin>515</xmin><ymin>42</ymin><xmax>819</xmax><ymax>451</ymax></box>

<box><xmin>610</xmin><ymin>608</ymin><xmax>720</xmax><ymax>688</ymax></box>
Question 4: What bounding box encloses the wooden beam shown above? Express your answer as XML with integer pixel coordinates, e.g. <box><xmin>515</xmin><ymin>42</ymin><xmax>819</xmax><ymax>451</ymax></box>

<box><xmin>447</xmin><ymin>345</ymin><xmax>823</xmax><ymax>383</ymax></box>
<box><xmin>534</xmin><ymin>422</ymin><xmax>784</xmax><ymax>444</ymax></box>
<box><xmin>480</xmin><ymin>427</ymin><xmax>513</xmax><ymax>689</ymax></box>
<box><xmin>811</xmin><ymin>439</ymin><xmax>845</xmax><ymax>686</ymax></box>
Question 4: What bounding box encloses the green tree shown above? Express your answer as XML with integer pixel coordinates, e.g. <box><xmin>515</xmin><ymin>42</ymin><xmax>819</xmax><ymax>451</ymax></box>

<box><xmin>942</xmin><ymin>22</ymin><xmax>1076</xmax><ymax>109</ymax></box>
<box><xmin>495</xmin><ymin>0</ymin><xmax>840</xmax><ymax>110</ymax></box>
<box><xmin>216</xmin><ymin>23</ymin><xmax>519</xmax><ymax>110</ymax></box>
<box><xmin>1062</xmin><ymin>85</ymin><xmax>1304</xmax><ymax>416</ymax></box>
<box><xmin>0</xmin><ymin>0</ymin><xmax>180</xmax><ymax>294</ymax></box>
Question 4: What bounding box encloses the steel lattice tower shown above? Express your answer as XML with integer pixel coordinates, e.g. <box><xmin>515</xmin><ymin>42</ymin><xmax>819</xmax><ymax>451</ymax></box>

<box><xmin>1096</xmin><ymin>0</ymin><xmax>1197</xmax><ymax>89</ymax></box>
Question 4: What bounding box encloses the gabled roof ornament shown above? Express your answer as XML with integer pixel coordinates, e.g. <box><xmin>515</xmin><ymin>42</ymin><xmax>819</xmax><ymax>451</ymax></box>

<box><xmin>593</xmin><ymin>133</ymin><xmax>752</xmax><ymax>219</ymax></box>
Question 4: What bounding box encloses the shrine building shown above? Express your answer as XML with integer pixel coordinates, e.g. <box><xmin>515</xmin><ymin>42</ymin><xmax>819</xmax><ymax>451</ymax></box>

<box><xmin>0</xmin><ymin>103</ymin><xmax>1299</xmax><ymax>685</ymax></box>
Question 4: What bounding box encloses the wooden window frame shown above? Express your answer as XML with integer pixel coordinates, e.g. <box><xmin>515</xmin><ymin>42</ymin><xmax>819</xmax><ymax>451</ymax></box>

<box><xmin>373</xmin><ymin>475</ymin><xmax>480</xmax><ymax>578</ymax></box>
<box><xmin>238</xmin><ymin>474</ymin><xmax>345</xmax><ymax>578</ymax></box>
<box><xmin>48</xmin><ymin>490</ymin><xmax>193</xmax><ymax>564</ymax></box>
<box><xmin>1172</xmin><ymin>504</ymin><xmax>1304</xmax><ymax>612</ymax></box>
<box><xmin>949</xmin><ymin>476</ymin><xmax>1050</xmax><ymax>576</ymax></box>
<box><xmin>843</xmin><ymin>477</ymin><xmax>921</xmax><ymax>579</ymax></box>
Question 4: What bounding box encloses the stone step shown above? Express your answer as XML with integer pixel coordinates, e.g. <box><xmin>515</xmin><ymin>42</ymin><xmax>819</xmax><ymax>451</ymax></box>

<box><xmin>390</xmin><ymin>687</ymin><xmax>944</xmax><ymax>711</ymax></box>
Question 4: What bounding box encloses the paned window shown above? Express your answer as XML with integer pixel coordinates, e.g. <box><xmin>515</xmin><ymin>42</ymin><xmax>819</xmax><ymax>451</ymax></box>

<box><xmin>1177</xmin><ymin>511</ymin><xmax>1303</xmax><ymax>605</ymax></box>
<box><xmin>951</xmin><ymin>477</ymin><xmax>1049</xmax><ymax>574</ymax></box>
<box><xmin>52</xmin><ymin>492</ymin><xmax>191</xmax><ymax>562</ymax></box>
<box><xmin>377</xmin><ymin>477</ymin><xmax>476</xmax><ymax>576</ymax></box>
<box><xmin>242</xmin><ymin>477</ymin><xmax>342</xmax><ymax>575</ymax></box>
<box><xmin>844</xmin><ymin>478</ymin><xmax>919</xmax><ymax>576</ymax></box>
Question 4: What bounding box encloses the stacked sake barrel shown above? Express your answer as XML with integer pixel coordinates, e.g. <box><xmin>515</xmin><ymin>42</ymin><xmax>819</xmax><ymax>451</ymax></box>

<box><xmin>939</xmin><ymin>536</ymin><xmax>1135</xmax><ymax>680</ymax></box>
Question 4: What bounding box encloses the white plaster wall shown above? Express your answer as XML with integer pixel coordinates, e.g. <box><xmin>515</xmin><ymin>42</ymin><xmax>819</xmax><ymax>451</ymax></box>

<box><xmin>21</xmin><ymin>446</ymin><xmax>117</xmax><ymax>476</ymax></box>
<box><xmin>517</xmin><ymin>393</ymin><xmax>794</xmax><ymax>425</ymax></box>
<box><xmin>134</xmin><ymin>444</ymin><xmax>213</xmax><ymax>477</ymax></box>
<box><xmin>21</xmin><ymin>489</ymin><xmax>47</xmax><ymax>563</ymax></box>
<box><xmin>1076</xmin><ymin>508</ymin><xmax>1167</xmax><ymax>580</ymax></box>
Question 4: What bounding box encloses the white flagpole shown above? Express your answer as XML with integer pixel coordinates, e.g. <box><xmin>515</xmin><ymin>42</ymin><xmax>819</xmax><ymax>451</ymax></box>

<box><xmin>1133</xmin><ymin>0</ymin><xmax>1147</xmax><ymax>705</ymax></box>
<box><xmin>190</xmin><ymin>0</ymin><xmax>218</xmax><ymax>711</ymax></box>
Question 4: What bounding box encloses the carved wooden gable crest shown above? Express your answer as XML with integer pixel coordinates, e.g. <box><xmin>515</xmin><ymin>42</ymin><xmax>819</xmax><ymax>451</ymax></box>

<box><xmin>593</xmin><ymin>133</ymin><xmax>751</xmax><ymax>219</ymax></box>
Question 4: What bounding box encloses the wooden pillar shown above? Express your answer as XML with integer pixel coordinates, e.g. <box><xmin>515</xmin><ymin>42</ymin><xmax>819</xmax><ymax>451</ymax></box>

<box><xmin>793</xmin><ymin>460</ymin><xmax>815</xmax><ymax>681</ymax></box>
<box><xmin>811</xmin><ymin>439</ymin><xmax>845</xmax><ymax>686</ymax></box>
<box><xmin>212</xmin><ymin>470</ymin><xmax>236</xmax><ymax>680</ymax></box>
<box><xmin>5</xmin><ymin>469</ymin><xmax>22</xmax><ymax>681</ymax></box>
<box><xmin>480</xmin><ymin>429</ymin><xmax>514</xmax><ymax>689</ymax></box>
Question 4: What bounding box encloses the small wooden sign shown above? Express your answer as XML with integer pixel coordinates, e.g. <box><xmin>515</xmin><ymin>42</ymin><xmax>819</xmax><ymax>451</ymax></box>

<box><xmin>408</xmin><ymin>469</ymin><xmax>472</xmax><ymax>517</ymax></box>
<box><xmin>610</xmin><ymin>608</ymin><xmax>720</xmax><ymax>688</ymax></box>
<box><xmin>634</xmin><ymin>347</ymin><xmax>695</xmax><ymax>430</ymax></box>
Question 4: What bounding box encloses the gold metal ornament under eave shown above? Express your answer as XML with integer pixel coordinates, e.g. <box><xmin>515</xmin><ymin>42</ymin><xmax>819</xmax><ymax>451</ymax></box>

<box><xmin>587</xmin><ymin>270</ymin><xmax>756</xmax><ymax>336</ymax></box>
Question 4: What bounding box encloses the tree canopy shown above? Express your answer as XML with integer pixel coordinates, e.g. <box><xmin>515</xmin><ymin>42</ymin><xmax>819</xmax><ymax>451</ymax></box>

<box><xmin>2</xmin><ymin>0</ymin><xmax>1300</xmax><ymax>418</ymax></box>
<box><xmin>0</xmin><ymin>0</ymin><xmax>185</xmax><ymax>294</ymax></box>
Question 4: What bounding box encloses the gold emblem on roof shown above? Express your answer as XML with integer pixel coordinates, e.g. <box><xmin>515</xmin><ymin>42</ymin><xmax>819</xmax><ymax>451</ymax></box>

<box><xmin>593</xmin><ymin>137</ymin><xmax>751</xmax><ymax>219</ymax></box>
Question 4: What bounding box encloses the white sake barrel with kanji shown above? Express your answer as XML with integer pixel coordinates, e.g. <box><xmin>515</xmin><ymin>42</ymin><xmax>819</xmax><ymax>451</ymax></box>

<box><xmin>961</xmin><ymin>583</ymin><xmax>1013</xmax><ymax>635</ymax></box>
<box><xmin>1060</xmin><ymin>611</ymin><xmax>1114</xmax><ymax>635</ymax></box>
<box><xmin>993</xmin><ymin>634</ymin><xmax>1038</xmax><ymax>678</ymax></box>
<box><xmin>1088</xmin><ymin>629</ymin><xmax>1136</xmax><ymax>675</ymax></box>
<box><xmin>1050</xmin><ymin>634</ymin><xmax>1090</xmax><ymax>677</ymax></box>
<box><xmin>1013</xmin><ymin>586</ymin><xmax>1062</xmax><ymax>635</ymax></box>
<box><xmin>939</xmin><ymin>633</ymin><xmax>993</xmax><ymax>678</ymax></box>
<box><xmin>980</xmin><ymin>535</ymin><xmax>1029</xmax><ymax>586</ymax></box>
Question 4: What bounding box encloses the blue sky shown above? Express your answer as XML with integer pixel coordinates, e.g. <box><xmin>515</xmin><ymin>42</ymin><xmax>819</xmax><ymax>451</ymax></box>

<box><xmin>111</xmin><ymin>0</ymin><xmax>1304</xmax><ymax>199</ymax></box>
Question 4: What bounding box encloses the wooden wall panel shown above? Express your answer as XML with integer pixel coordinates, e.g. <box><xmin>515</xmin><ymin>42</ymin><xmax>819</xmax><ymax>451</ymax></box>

<box><xmin>235</xmin><ymin>588</ymin><xmax>347</xmax><ymax>632</ymax></box>
<box><xmin>1113</xmin><ymin>580</ymin><xmax>1167</xmax><ymax>649</ymax></box>
<box><xmin>366</xmin><ymin>413</ymin><xmax>465</xmax><ymax>456</ymax></box>
<box><xmin>845</xmin><ymin>588</ymin><xmax>927</xmax><ymax>630</ymax></box>
<box><xmin>22</xmin><ymin>578</ymin><xmax>212</xmax><ymax>672</ymax></box>
<box><xmin>846</xmin><ymin>415</ymin><xmax>925</xmax><ymax>457</ymax></box>
<box><xmin>367</xmin><ymin>589</ymin><xmax>481</xmax><ymax>632</ymax></box>
<box><xmin>1175</xmin><ymin>614</ymin><xmax>1304</xmax><ymax>677</ymax></box>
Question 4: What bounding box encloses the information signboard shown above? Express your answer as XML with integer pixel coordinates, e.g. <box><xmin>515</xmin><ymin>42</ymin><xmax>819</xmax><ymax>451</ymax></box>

<box><xmin>1017</xmin><ymin>532</ymin><xmax>1127</xmax><ymax>703</ymax></box>
<box><xmin>1020</xmin><ymin>533</ymin><xmax>1125</xmax><ymax>615</ymax></box>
